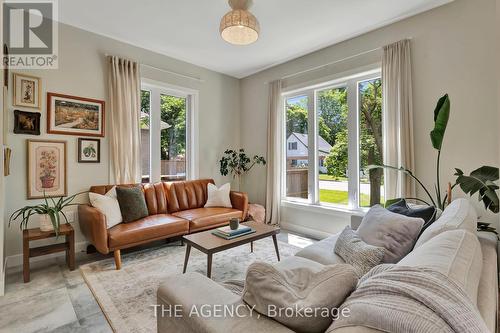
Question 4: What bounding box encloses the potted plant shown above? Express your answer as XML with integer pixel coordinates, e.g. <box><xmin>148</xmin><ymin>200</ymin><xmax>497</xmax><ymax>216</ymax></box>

<box><xmin>9</xmin><ymin>191</ymin><xmax>86</xmax><ymax>235</ymax></box>
<box><xmin>370</xmin><ymin>94</ymin><xmax>499</xmax><ymax>214</ymax></box>
<box><xmin>219</xmin><ymin>148</ymin><xmax>266</xmax><ymax>190</ymax></box>
<box><xmin>39</xmin><ymin>150</ymin><xmax>57</xmax><ymax>188</ymax></box>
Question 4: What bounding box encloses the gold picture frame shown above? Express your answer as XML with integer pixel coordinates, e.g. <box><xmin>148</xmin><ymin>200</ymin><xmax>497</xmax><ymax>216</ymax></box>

<box><xmin>13</xmin><ymin>73</ymin><xmax>42</xmax><ymax>109</ymax></box>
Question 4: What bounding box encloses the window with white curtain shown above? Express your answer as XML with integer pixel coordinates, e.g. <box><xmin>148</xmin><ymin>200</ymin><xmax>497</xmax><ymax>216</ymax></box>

<box><xmin>140</xmin><ymin>80</ymin><xmax>197</xmax><ymax>183</ymax></box>
<box><xmin>282</xmin><ymin>69</ymin><xmax>384</xmax><ymax>210</ymax></box>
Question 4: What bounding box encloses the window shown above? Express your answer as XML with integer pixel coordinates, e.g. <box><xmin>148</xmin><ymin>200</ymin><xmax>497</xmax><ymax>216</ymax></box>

<box><xmin>140</xmin><ymin>81</ymin><xmax>197</xmax><ymax>183</ymax></box>
<box><xmin>288</xmin><ymin>142</ymin><xmax>298</xmax><ymax>150</ymax></box>
<box><xmin>282</xmin><ymin>70</ymin><xmax>384</xmax><ymax>210</ymax></box>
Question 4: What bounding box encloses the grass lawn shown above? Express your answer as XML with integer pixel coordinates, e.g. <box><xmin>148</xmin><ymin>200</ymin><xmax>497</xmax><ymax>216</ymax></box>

<box><xmin>319</xmin><ymin>189</ymin><xmax>382</xmax><ymax>207</ymax></box>
<box><xmin>318</xmin><ymin>174</ymin><xmax>348</xmax><ymax>181</ymax></box>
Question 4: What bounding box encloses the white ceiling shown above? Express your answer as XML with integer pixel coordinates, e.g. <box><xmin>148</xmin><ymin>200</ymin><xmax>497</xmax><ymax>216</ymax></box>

<box><xmin>59</xmin><ymin>0</ymin><xmax>452</xmax><ymax>78</ymax></box>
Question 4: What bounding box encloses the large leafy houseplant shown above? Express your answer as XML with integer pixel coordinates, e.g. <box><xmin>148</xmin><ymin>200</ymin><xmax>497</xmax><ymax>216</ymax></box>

<box><xmin>370</xmin><ymin>94</ymin><xmax>499</xmax><ymax>214</ymax></box>
<box><xmin>9</xmin><ymin>191</ymin><xmax>86</xmax><ymax>235</ymax></box>
<box><xmin>219</xmin><ymin>149</ymin><xmax>266</xmax><ymax>190</ymax></box>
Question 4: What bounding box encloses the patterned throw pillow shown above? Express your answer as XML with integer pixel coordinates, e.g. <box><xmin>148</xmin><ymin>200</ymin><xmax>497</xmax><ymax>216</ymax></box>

<box><xmin>334</xmin><ymin>226</ymin><xmax>385</xmax><ymax>277</ymax></box>
<box><xmin>115</xmin><ymin>186</ymin><xmax>149</xmax><ymax>223</ymax></box>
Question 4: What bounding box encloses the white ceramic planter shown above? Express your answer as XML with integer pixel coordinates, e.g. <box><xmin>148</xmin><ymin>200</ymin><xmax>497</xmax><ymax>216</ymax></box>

<box><xmin>39</xmin><ymin>214</ymin><xmax>54</xmax><ymax>232</ymax></box>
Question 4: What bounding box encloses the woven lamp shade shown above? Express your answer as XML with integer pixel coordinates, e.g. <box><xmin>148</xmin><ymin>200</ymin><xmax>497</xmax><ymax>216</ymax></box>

<box><xmin>220</xmin><ymin>9</ymin><xmax>260</xmax><ymax>45</ymax></box>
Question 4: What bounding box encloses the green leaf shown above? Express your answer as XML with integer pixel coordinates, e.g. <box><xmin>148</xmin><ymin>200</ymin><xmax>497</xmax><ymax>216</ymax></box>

<box><xmin>455</xmin><ymin>166</ymin><xmax>499</xmax><ymax>213</ymax></box>
<box><xmin>384</xmin><ymin>198</ymin><xmax>403</xmax><ymax>208</ymax></box>
<box><xmin>430</xmin><ymin>94</ymin><xmax>450</xmax><ymax>151</ymax></box>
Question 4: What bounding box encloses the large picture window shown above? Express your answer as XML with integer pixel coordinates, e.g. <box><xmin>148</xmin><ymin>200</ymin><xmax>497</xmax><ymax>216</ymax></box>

<box><xmin>283</xmin><ymin>70</ymin><xmax>384</xmax><ymax>209</ymax></box>
<box><xmin>141</xmin><ymin>81</ymin><xmax>196</xmax><ymax>183</ymax></box>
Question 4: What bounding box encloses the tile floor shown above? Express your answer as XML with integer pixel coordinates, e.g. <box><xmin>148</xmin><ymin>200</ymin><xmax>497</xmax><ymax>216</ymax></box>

<box><xmin>0</xmin><ymin>231</ymin><xmax>316</xmax><ymax>333</ymax></box>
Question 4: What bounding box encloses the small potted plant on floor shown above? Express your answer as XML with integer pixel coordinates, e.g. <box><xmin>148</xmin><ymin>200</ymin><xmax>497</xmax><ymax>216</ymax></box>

<box><xmin>219</xmin><ymin>148</ymin><xmax>266</xmax><ymax>190</ymax></box>
<box><xmin>9</xmin><ymin>191</ymin><xmax>86</xmax><ymax>235</ymax></box>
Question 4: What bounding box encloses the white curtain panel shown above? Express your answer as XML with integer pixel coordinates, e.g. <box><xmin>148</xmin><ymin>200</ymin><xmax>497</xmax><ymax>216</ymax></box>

<box><xmin>108</xmin><ymin>56</ymin><xmax>142</xmax><ymax>184</ymax></box>
<box><xmin>265</xmin><ymin>80</ymin><xmax>282</xmax><ymax>225</ymax></box>
<box><xmin>382</xmin><ymin>39</ymin><xmax>416</xmax><ymax>199</ymax></box>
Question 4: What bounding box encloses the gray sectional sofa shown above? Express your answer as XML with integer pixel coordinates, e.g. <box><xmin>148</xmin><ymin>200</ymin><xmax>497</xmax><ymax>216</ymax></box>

<box><xmin>156</xmin><ymin>199</ymin><xmax>498</xmax><ymax>332</ymax></box>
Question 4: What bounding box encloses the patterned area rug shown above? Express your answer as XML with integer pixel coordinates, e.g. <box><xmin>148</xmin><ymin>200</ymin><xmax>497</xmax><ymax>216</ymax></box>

<box><xmin>80</xmin><ymin>239</ymin><xmax>300</xmax><ymax>333</ymax></box>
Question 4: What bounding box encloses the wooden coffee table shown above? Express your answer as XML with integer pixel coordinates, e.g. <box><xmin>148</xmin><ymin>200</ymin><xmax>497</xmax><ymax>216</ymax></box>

<box><xmin>182</xmin><ymin>221</ymin><xmax>280</xmax><ymax>278</ymax></box>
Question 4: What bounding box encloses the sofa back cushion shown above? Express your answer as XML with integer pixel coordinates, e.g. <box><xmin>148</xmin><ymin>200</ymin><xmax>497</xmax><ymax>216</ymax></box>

<box><xmin>414</xmin><ymin>198</ymin><xmax>477</xmax><ymax>248</ymax></box>
<box><xmin>166</xmin><ymin>179</ymin><xmax>214</xmax><ymax>213</ymax></box>
<box><xmin>398</xmin><ymin>229</ymin><xmax>482</xmax><ymax>305</ymax></box>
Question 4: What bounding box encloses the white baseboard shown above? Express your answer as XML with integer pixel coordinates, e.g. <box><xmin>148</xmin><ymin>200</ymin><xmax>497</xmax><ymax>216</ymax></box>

<box><xmin>5</xmin><ymin>241</ymin><xmax>89</xmax><ymax>269</ymax></box>
<box><xmin>280</xmin><ymin>221</ymin><xmax>333</xmax><ymax>240</ymax></box>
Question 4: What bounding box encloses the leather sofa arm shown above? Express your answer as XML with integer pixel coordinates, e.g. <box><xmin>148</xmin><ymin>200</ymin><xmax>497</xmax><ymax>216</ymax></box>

<box><xmin>78</xmin><ymin>204</ymin><xmax>109</xmax><ymax>254</ymax></box>
<box><xmin>230</xmin><ymin>191</ymin><xmax>249</xmax><ymax>220</ymax></box>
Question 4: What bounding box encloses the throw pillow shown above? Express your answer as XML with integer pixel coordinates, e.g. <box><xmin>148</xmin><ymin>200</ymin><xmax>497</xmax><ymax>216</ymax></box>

<box><xmin>89</xmin><ymin>187</ymin><xmax>123</xmax><ymax>229</ymax></box>
<box><xmin>334</xmin><ymin>226</ymin><xmax>385</xmax><ymax>277</ymax></box>
<box><xmin>115</xmin><ymin>186</ymin><xmax>149</xmax><ymax>223</ymax></box>
<box><xmin>414</xmin><ymin>198</ymin><xmax>477</xmax><ymax>248</ymax></box>
<box><xmin>387</xmin><ymin>199</ymin><xmax>437</xmax><ymax>236</ymax></box>
<box><xmin>204</xmin><ymin>183</ymin><xmax>232</xmax><ymax>208</ymax></box>
<box><xmin>357</xmin><ymin>205</ymin><xmax>424</xmax><ymax>263</ymax></box>
<box><xmin>242</xmin><ymin>256</ymin><xmax>358</xmax><ymax>333</ymax></box>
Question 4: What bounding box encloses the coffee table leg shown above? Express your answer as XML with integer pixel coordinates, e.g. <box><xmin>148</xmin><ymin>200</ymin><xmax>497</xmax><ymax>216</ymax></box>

<box><xmin>207</xmin><ymin>253</ymin><xmax>213</xmax><ymax>278</ymax></box>
<box><xmin>272</xmin><ymin>235</ymin><xmax>280</xmax><ymax>261</ymax></box>
<box><xmin>250</xmin><ymin>241</ymin><xmax>253</xmax><ymax>253</ymax></box>
<box><xmin>182</xmin><ymin>244</ymin><xmax>191</xmax><ymax>273</ymax></box>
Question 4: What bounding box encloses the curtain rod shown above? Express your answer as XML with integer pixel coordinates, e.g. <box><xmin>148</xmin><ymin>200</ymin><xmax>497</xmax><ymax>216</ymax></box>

<box><xmin>265</xmin><ymin>38</ymin><xmax>412</xmax><ymax>84</ymax></box>
<box><xmin>105</xmin><ymin>54</ymin><xmax>205</xmax><ymax>83</ymax></box>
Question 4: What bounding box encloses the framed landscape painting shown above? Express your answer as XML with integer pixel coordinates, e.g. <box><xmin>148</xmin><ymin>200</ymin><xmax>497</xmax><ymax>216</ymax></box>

<box><xmin>13</xmin><ymin>73</ymin><xmax>41</xmax><ymax>109</ymax></box>
<box><xmin>78</xmin><ymin>138</ymin><xmax>100</xmax><ymax>163</ymax></box>
<box><xmin>47</xmin><ymin>92</ymin><xmax>105</xmax><ymax>137</ymax></box>
<box><xmin>27</xmin><ymin>140</ymin><xmax>67</xmax><ymax>199</ymax></box>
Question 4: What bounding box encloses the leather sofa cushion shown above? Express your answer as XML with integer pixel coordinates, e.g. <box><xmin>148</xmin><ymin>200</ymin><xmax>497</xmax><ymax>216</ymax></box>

<box><xmin>398</xmin><ymin>229</ymin><xmax>482</xmax><ymax>306</ymax></box>
<box><xmin>108</xmin><ymin>214</ymin><xmax>189</xmax><ymax>249</ymax></box>
<box><xmin>172</xmin><ymin>207</ymin><xmax>243</xmax><ymax>232</ymax></box>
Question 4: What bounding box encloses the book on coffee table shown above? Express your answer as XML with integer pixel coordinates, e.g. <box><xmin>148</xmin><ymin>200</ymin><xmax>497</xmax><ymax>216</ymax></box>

<box><xmin>212</xmin><ymin>229</ymin><xmax>256</xmax><ymax>240</ymax></box>
<box><xmin>216</xmin><ymin>225</ymin><xmax>251</xmax><ymax>236</ymax></box>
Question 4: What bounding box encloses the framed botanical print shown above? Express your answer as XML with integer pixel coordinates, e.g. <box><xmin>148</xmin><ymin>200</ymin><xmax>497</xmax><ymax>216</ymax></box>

<box><xmin>13</xmin><ymin>73</ymin><xmax>41</xmax><ymax>109</ymax></box>
<box><xmin>78</xmin><ymin>138</ymin><xmax>100</xmax><ymax>163</ymax></box>
<box><xmin>14</xmin><ymin>110</ymin><xmax>41</xmax><ymax>135</ymax></box>
<box><xmin>27</xmin><ymin>140</ymin><xmax>67</xmax><ymax>199</ymax></box>
<box><xmin>47</xmin><ymin>92</ymin><xmax>105</xmax><ymax>137</ymax></box>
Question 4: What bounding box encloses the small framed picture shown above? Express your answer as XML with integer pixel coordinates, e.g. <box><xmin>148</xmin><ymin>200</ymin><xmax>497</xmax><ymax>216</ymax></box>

<box><xmin>27</xmin><ymin>140</ymin><xmax>67</xmax><ymax>199</ymax></box>
<box><xmin>47</xmin><ymin>92</ymin><xmax>105</xmax><ymax>137</ymax></box>
<box><xmin>78</xmin><ymin>138</ymin><xmax>100</xmax><ymax>163</ymax></box>
<box><xmin>13</xmin><ymin>73</ymin><xmax>41</xmax><ymax>109</ymax></box>
<box><xmin>14</xmin><ymin>110</ymin><xmax>41</xmax><ymax>135</ymax></box>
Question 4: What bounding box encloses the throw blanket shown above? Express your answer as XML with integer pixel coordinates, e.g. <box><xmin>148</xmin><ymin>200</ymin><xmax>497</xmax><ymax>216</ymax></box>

<box><xmin>330</xmin><ymin>265</ymin><xmax>489</xmax><ymax>333</ymax></box>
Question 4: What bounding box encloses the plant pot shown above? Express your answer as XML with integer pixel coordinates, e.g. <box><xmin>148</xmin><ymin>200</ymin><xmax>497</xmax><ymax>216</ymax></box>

<box><xmin>39</xmin><ymin>214</ymin><xmax>54</xmax><ymax>232</ymax></box>
<box><xmin>40</xmin><ymin>175</ymin><xmax>55</xmax><ymax>189</ymax></box>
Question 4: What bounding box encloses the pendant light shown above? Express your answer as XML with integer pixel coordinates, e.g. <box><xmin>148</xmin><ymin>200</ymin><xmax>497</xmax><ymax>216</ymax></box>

<box><xmin>220</xmin><ymin>0</ymin><xmax>260</xmax><ymax>45</ymax></box>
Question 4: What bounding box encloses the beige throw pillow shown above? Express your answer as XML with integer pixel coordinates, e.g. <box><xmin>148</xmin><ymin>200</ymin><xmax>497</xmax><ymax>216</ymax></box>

<box><xmin>89</xmin><ymin>187</ymin><xmax>122</xmax><ymax>229</ymax></box>
<box><xmin>242</xmin><ymin>257</ymin><xmax>358</xmax><ymax>333</ymax></box>
<box><xmin>204</xmin><ymin>183</ymin><xmax>232</xmax><ymax>208</ymax></box>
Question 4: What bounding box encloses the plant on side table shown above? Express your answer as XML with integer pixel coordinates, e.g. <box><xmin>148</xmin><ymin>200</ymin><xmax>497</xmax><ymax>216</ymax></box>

<box><xmin>9</xmin><ymin>191</ymin><xmax>86</xmax><ymax>235</ymax></box>
<box><xmin>219</xmin><ymin>148</ymin><xmax>266</xmax><ymax>190</ymax></box>
<box><xmin>370</xmin><ymin>94</ymin><xmax>499</xmax><ymax>215</ymax></box>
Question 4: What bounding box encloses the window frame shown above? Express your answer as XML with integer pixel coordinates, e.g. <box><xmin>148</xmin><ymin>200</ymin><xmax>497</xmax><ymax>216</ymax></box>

<box><xmin>141</xmin><ymin>78</ymin><xmax>199</xmax><ymax>183</ymax></box>
<box><xmin>281</xmin><ymin>68</ymin><xmax>382</xmax><ymax>211</ymax></box>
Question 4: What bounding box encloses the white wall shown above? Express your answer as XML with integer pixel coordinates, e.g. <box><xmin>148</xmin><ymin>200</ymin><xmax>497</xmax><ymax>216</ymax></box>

<box><xmin>240</xmin><ymin>0</ymin><xmax>499</xmax><ymax>236</ymax></box>
<box><xmin>4</xmin><ymin>23</ymin><xmax>240</xmax><ymax>261</ymax></box>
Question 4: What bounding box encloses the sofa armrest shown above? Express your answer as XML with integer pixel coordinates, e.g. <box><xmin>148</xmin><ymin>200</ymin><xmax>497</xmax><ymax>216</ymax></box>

<box><xmin>230</xmin><ymin>191</ymin><xmax>249</xmax><ymax>220</ymax></box>
<box><xmin>78</xmin><ymin>204</ymin><xmax>109</xmax><ymax>254</ymax></box>
<box><xmin>157</xmin><ymin>272</ymin><xmax>293</xmax><ymax>333</ymax></box>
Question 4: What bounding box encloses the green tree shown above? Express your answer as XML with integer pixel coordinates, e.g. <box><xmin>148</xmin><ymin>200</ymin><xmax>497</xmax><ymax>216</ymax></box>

<box><xmin>317</xmin><ymin>88</ymin><xmax>348</xmax><ymax>146</ymax></box>
<box><xmin>324</xmin><ymin>129</ymin><xmax>348</xmax><ymax>177</ymax></box>
<box><xmin>286</xmin><ymin>104</ymin><xmax>308</xmax><ymax>137</ymax></box>
<box><xmin>161</xmin><ymin>95</ymin><xmax>186</xmax><ymax>160</ymax></box>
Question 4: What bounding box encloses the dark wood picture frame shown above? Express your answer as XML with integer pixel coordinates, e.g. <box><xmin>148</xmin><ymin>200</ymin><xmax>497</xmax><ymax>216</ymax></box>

<box><xmin>47</xmin><ymin>92</ymin><xmax>105</xmax><ymax>137</ymax></box>
<box><xmin>3</xmin><ymin>44</ymin><xmax>8</xmax><ymax>89</ymax></box>
<box><xmin>27</xmin><ymin>139</ymin><xmax>67</xmax><ymax>199</ymax></box>
<box><xmin>77</xmin><ymin>138</ymin><xmax>100</xmax><ymax>163</ymax></box>
<box><xmin>14</xmin><ymin>110</ymin><xmax>41</xmax><ymax>135</ymax></box>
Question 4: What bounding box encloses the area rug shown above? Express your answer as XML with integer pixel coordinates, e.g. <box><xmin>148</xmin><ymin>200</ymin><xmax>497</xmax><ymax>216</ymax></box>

<box><xmin>80</xmin><ymin>239</ymin><xmax>300</xmax><ymax>333</ymax></box>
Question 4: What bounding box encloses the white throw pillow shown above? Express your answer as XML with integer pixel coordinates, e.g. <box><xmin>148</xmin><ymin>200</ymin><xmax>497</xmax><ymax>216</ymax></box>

<box><xmin>89</xmin><ymin>187</ymin><xmax>123</xmax><ymax>229</ymax></box>
<box><xmin>204</xmin><ymin>183</ymin><xmax>232</xmax><ymax>208</ymax></box>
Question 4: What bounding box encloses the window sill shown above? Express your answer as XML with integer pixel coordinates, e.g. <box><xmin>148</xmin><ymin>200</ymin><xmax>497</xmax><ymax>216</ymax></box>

<box><xmin>281</xmin><ymin>200</ymin><xmax>367</xmax><ymax>217</ymax></box>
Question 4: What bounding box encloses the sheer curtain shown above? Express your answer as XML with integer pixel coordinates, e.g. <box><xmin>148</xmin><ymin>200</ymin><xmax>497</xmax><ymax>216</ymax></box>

<box><xmin>108</xmin><ymin>56</ymin><xmax>141</xmax><ymax>184</ymax></box>
<box><xmin>265</xmin><ymin>80</ymin><xmax>282</xmax><ymax>225</ymax></box>
<box><xmin>382</xmin><ymin>39</ymin><xmax>416</xmax><ymax>199</ymax></box>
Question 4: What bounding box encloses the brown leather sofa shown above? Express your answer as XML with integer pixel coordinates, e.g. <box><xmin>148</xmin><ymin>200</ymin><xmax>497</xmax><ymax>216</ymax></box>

<box><xmin>78</xmin><ymin>179</ymin><xmax>248</xmax><ymax>269</ymax></box>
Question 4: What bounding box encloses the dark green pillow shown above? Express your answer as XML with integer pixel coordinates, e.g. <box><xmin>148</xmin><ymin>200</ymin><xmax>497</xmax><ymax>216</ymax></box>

<box><xmin>116</xmin><ymin>186</ymin><xmax>149</xmax><ymax>223</ymax></box>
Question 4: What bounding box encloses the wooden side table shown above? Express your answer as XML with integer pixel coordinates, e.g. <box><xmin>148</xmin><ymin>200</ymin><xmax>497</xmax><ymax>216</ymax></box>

<box><xmin>23</xmin><ymin>223</ymin><xmax>75</xmax><ymax>283</ymax></box>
